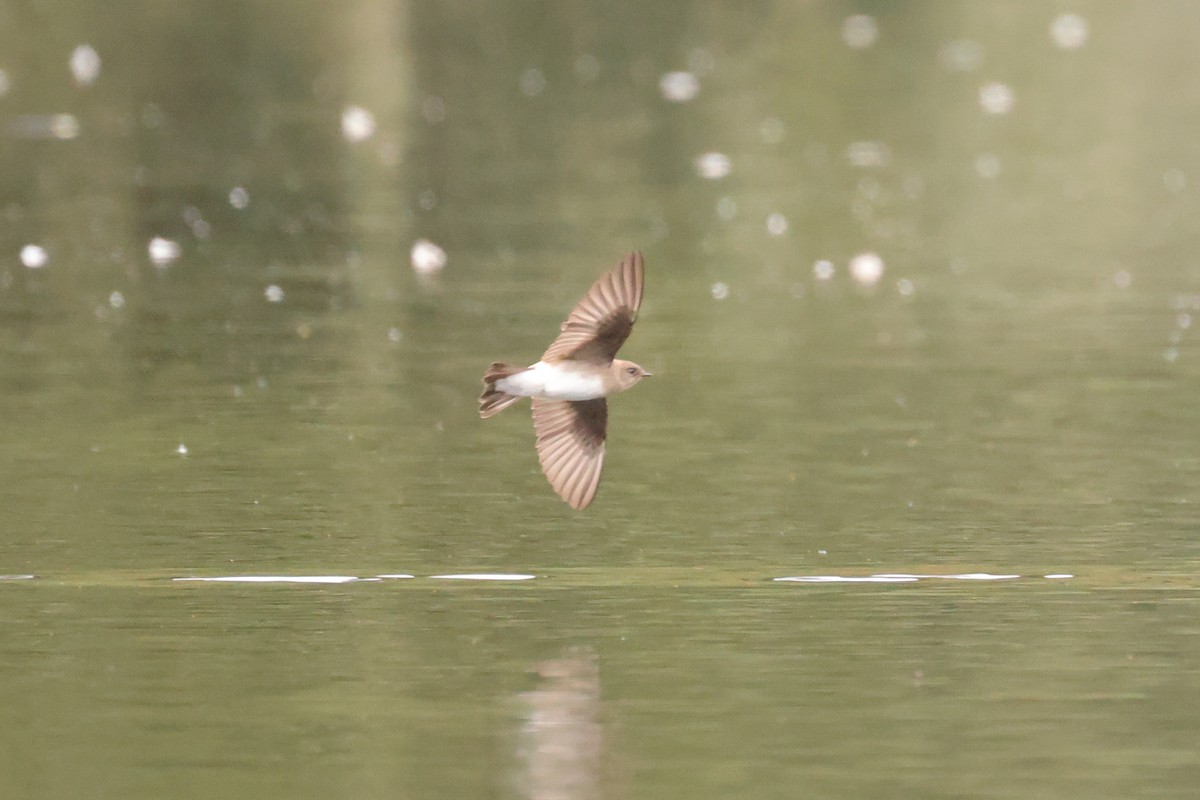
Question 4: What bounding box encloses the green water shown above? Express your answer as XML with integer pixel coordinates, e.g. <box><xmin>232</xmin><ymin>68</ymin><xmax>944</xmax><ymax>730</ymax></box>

<box><xmin>4</xmin><ymin>2</ymin><xmax>1200</xmax><ymax>797</ymax></box>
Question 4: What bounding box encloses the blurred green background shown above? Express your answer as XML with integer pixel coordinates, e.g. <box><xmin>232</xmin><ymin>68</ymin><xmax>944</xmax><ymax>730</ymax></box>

<box><xmin>2</xmin><ymin>2</ymin><xmax>1200</xmax><ymax>798</ymax></box>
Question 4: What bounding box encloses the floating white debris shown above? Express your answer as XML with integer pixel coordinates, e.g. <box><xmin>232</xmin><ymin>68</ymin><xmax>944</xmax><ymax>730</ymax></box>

<box><xmin>69</xmin><ymin>44</ymin><xmax>101</xmax><ymax>87</ymax></box>
<box><xmin>228</xmin><ymin>186</ymin><xmax>250</xmax><ymax>209</ymax></box>
<box><xmin>387</xmin><ymin>327</ymin><xmax>403</xmax><ymax>343</ymax></box>
<box><xmin>174</xmin><ymin>576</ymin><xmax>359</xmax><ymax>584</ymax></box>
<box><xmin>775</xmin><ymin>575</ymin><xmax>919</xmax><ymax>583</ymax></box>
<box><xmin>695</xmin><ymin>152</ymin><xmax>731</xmax><ymax>180</ymax></box>
<box><xmin>341</xmin><ymin>105</ymin><xmax>376</xmax><ymax>143</ymax></box>
<box><xmin>813</xmin><ymin>259</ymin><xmax>835</xmax><ymax>281</ymax></box>
<box><xmin>849</xmin><ymin>252</ymin><xmax>885</xmax><ymax>286</ymax></box>
<box><xmin>939</xmin><ymin>39</ymin><xmax>983</xmax><ymax>72</ymax></box>
<box><xmin>841</xmin><ymin>14</ymin><xmax>879</xmax><ymax>49</ymax></box>
<box><xmin>9</xmin><ymin>113</ymin><xmax>80</xmax><ymax>140</ymax></box>
<box><xmin>410</xmin><ymin>238</ymin><xmax>447</xmax><ymax>274</ymax></box>
<box><xmin>429</xmin><ymin>573</ymin><xmax>536</xmax><ymax>581</ymax></box>
<box><xmin>264</xmin><ymin>284</ymin><xmax>285</xmax><ymax>303</ymax></box>
<box><xmin>1044</xmin><ymin>573</ymin><xmax>1073</xmax><ymax>579</ymax></box>
<box><xmin>20</xmin><ymin>244</ymin><xmax>48</xmax><ymax>269</ymax></box>
<box><xmin>766</xmin><ymin>213</ymin><xmax>789</xmax><ymax>237</ymax></box>
<box><xmin>520</xmin><ymin>68</ymin><xmax>546</xmax><ymax>97</ymax></box>
<box><xmin>176</xmin><ymin>443</ymin><xmax>188</xmax><ymax>456</ymax></box>
<box><xmin>148</xmin><ymin>237</ymin><xmax>181</xmax><ymax>266</ymax></box>
<box><xmin>1050</xmin><ymin>14</ymin><xmax>1088</xmax><ymax>50</ymax></box>
<box><xmin>979</xmin><ymin>81</ymin><xmax>1015</xmax><ymax>115</ymax></box>
<box><xmin>659</xmin><ymin>71</ymin><xmax>699</xmax><ymax>103</ymax></box>
<box><xmin>710</xmin><ymin>281</ymin><xmax>729</xmax><ymax>301</ymax></box>
<box><xmin>1113</xmin><ymin>270</ymin><xmax>1132</xmax><ymax>290</ymax></box>
<box><xmin>108</xmin><ymin>290</ymin><xmax>125</xmax><ymax>309</ymax></box>
<box><xmin>777</xmin><ymin>572</ymin><xmax>1022</xmax><ymax>583</ymax></box>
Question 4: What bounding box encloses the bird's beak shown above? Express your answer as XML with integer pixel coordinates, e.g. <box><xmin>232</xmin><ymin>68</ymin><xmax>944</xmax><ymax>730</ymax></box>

<box><xmin>643</xmin><ymin>371</ymin><xmax>653</xmax><ymax>377</ymax></box>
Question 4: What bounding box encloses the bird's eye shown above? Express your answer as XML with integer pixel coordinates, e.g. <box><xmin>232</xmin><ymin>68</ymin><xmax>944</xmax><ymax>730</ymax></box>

<box><xmin>627</xmin><ymin>367</ymin><xmax>638</xmax><ymax>375</ymax></box>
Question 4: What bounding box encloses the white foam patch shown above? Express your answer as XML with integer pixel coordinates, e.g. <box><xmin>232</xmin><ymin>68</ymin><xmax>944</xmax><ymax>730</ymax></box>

<box><xmin>173</xmin><ymin>576</ymin><xmax>359</xmax><ymax>584</ymax></box>
<box><xmin>429</xmin><ymin>573</ymin><xmax>536</xmax><ymax>581</ymax></box>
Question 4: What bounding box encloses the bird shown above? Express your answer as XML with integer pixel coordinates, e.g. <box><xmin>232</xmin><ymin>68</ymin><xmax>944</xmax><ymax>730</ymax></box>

<box><xmin>479</xmin><ymin>252</ymin><xmax>651</xmax><ymax>510</ymax></box>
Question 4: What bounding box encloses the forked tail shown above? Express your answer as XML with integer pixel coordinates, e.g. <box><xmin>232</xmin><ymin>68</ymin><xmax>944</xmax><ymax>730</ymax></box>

<box><xmin>479</xmin><ymin>362</ymin><xmax>524</xmax><ymax>418</ymax></box>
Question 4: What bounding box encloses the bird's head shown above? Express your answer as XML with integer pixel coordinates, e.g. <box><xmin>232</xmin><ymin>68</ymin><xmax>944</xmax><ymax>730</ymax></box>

<box><xmin>612</xmin><ymin>359</ymin><xmax>652</xmax><ymax>391</ymax></box>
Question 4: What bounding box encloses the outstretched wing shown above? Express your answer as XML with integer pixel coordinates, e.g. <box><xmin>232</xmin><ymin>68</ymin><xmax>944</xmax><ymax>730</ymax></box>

<box><xmin>532</xmin><ymin>398</ymin><xmax>607</xmax><ymax>510</ymax></box>
<box><xmin>541</xmin><ymin>252</ymin><xmax>644</xmax><ymax>365</ymax></box>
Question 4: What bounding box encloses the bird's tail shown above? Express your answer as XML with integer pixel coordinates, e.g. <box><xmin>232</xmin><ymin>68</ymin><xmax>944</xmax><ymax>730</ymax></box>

<box><xmin>479</xmin><ymin>362</ymin><xmax>524</xmax><ymax>418</ymax></box>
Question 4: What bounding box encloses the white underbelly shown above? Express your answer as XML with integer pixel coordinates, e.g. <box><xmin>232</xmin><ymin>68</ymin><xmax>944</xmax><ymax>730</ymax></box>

<box><xmin>498</xmin><ymin>361</ymin><xmax>606</xmax><ymax>401</ymax></box>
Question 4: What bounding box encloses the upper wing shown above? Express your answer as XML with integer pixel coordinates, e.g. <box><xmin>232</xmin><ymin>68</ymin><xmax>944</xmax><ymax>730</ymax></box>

<box><xmin>541</xmin><ymin>252</ymin><xmax>644</xmax><ymax>365</ymax></box>
<box><xmin>532</xmin><ymin>398</ymin><xmax>607</xmax><ymax>510</ymax></box>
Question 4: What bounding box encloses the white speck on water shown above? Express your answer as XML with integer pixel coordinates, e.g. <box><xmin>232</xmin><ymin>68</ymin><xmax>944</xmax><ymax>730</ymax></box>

<box><xmin>1050</xmin><ymin>14</ymin><xmax>1088</xmax><ymax>50</ymax></box>
<box><xmin>716</xmin><ymin>196</ymin><xmax>737</xmax><ymax>221</ymax></box>
<box><xmin>148</xmin><ymin>237</ymin><xmax>181</xmax><ymax>266</ymax></box>
<box><xmin>264</xmin><ymin>284</ymin><xmax>285</xmax><ymax>303</ymax></box>
<box><xmin>69</xmin><ymin>44</ymin><xmax>101</xmax><ymax>87</ymax></box>
<box><xmin>813</xmin><ymin>260</ymin><xmax>835</xmax><ymax>281</ymax></box>
<box><xmin>1163</xmin><ymin>347</ymin><xmax>1179</xmax><ymax>363</ymax></box>
<box><xmin>229</xmin><ymin>186</ymin><xmax>250</xmax><ymax>209</ymax></box>
<box><xmin>429</xmin><ymin>573</ymin><xmax>536</xmax><ymax>581</ymax></box>
<box><xmin>1113</xmin><ymin>270</ymin><xmax>1132</xmax><ymax>290</ymax></box>
<box><xmin>760</xmin><ymin>117</ymin><xmax>786</xmax><ymax>144</ymax></box>
<box><xmin>1044</xmin><ymin>573</ymin><xmax>1074</xmax><ymax>579</ymax></box>
<box><xmin>818</xmin><ymin>549</ymin><xmax>828</xmax><ymax>555</ymax></box>
<box><xmin>341</xmin><ymin>105</ymin><xmax>376</xmax><ymax>143</ymax></box>
<box><xmin>711</xmin><ymin>281</ymin><xmax>730</xmax><ymax>301</ymax></box>
<box><xmin>975</xmin><ymin>153</ymin><xmax>1002</xmax><ymax>178</ymax></box>
<box><xmin>850</xmin><ymin>252</ymin><xmax>885</xmax><ymax>286</ymax></box>
<box><xmin>410</xmin><ymin>239</ymin><xmax>447</xmax><ymax>274</ymax></box>
<box><xmin>1163</xmin><ymin>169</ymin><xmax>1186</xmax><ymax>193</ymax></box>
<box><xmin>20</xmin><ymin>244</ymin><xmax>48</xmax><ymax>269</ymax></box>
<box><xmin>766</xmin><ymin>213</ymin><xmax>788</xmax><ymax>237</ymax></box>
<box><xmin>847</xmin><ymin>140</ymin><xmax>890</xmax><ymax>168</ymax></box>
<box><xmin>574</xmin><ymin>54</ymin><xmax>600</xmax><ymax>81</ymax></box>
<box><xmin>897</xmin><ymin>278</ymin><xmax>915</xmax><ymax>296</ymax></box>
<box><xmin>387</xmin><ymin>327</ymin><xmax>403</xmax><ymax>343</ymax></box>
<box><xmin>520</xmin><ymin>67</ymin><xmax>546</xmax><ymax>97</ymax></box>
<box><xmin>979</xmin><ymin>81</ymin><xmax>1015</xmax><ymax>114</ymax></box>
<box><xmin>939</xmin><ymin>39</ymin><xmax>983</xmax><ymax>72</ymax></box>
<box><xmin>695</xmin><ymin>151</ymin><xmax>731</xmax><ymax>179</ymax></box>
<box><xmin>841</xmin><ymin>14</ymin><xmax>879</xmax><ymax>49</ymax></box>
<box><xmin>176</xmin><ymin>443</ymin><xmax>188</xmax><ymax>456</ymax></box>
<box><xmin>659</xmin><ymin>71</ymin><xmax>699</xmax><ymax>103</ymax></box>
<box><xmin>108</xmin><ymin>291</ymin><xmax>125</xmax><ymax>309</ymax></box>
